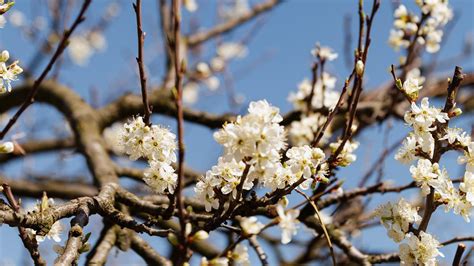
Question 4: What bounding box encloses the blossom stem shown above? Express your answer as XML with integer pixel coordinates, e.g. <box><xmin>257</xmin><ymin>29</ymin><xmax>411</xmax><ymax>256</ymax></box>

<box><xmin>295</xmin><ymin>189</ymin><xmax>336</xmax><ymax>266</ymax></box>
<box><xmin>133</xmin><ymin>0</ymin><xmax>153</xmax><ymax>126</ymax></box>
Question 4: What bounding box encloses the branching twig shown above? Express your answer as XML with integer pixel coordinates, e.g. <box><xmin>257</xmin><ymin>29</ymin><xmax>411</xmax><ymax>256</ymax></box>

<box><xmin>1</xmin><ymin>184</ymin><xmax>45</xmax><ymax>266</ymax></box>
<box><xmin>0</xmin><ymin>0</ymin><xmax>92</xmax><ymax>140</ymax></box>
<box><xmin>186</xmin><ymin>0</ymin><xmax>281</xmax><ymax>47</ymax></box>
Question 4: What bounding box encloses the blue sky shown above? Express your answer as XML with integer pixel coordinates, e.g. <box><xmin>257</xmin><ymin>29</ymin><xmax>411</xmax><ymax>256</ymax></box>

<box><xmin>0</xmin><ymin>0</ymin><xmax>473</xmax><ymax>265</ymax></box>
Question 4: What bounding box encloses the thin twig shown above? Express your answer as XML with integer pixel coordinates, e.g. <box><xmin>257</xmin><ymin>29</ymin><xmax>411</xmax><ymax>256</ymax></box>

<box><xmin>186</xmin><ymin>0</ymin><xmax>281</xmax><ymax>47</ymax></box>
<box><xmin>295</xmin><ymin>189</ymin><xmax>336</xmax><ymax>266</ymax></box>
<box><xmin>171</xmin><ymin>0</ymin><xmax>188</xmax><ymax>264</ymax></box>
<box><xmin>133</xmin><ymin>0</ymin><xmax>152</xmax><ymax>125</ymax></box>
<box><xmin>0</xmin><ymin>0</ymin><xmax>92</xmax><ymax>140</ymax></box>
<box><xmin>248</xmin><ymin>236</ymin><xmax>269</xmax><ymax>266</ymax></box>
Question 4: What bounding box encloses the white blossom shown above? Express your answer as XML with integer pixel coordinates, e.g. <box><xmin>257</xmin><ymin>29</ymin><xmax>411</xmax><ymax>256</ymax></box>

<box><xmin>211</xmin><ymin>157</ymin><xmax>248</xmax><ymax>199</ymax></box>
<box><xmin>285</xmin><ymin>145</ymin><xmax>325</xmax><ymax>189</ymax></box>
<box><xmin>183</xmin><ymin>82</ymin><xmax>199</xmax><ymax>104</ymax></box>
<box><xmin>374</xmin><ymin>198</ymin><xmax>421</xmax><ymax>242</ymax></box>
<box><xmin>184</xmin><ymin>0</ymin><xmax>198</xmax><ymax>12</ymax></box>
<box><xmin>329</xmin><ymin>140</ymin><xmax>359</xmax><ymax>167</ymax></box>
<box><xmin>0</xmin><ymin>15</ymin><xmax>5</xmax><ymax>28</ymax></box>
<box><xmin>8</xmin><ymin>10</ymin><xmax>25</xmax><ymax>27</ymax></box>
<box><xmin>395</xmin><ymin>134</ymin><xmax>418</xmax><ymax>164</ymax></box>
<box><xmin>458</xmin><ymin>142</ymin><xmax>474</xmax><ymax>172</ymax></box>
<box><xmin>399</xmin><ymin>232</ymin><xmax>444</xmax><ymax>265</ymax></box>
<box><xmin>440</xmin><ymin>127</ymin><xmax>463</xmax><ymax>144</ymax></box>
<box><xmin>26</xmin><ymin>198</ymin><xmax>64</xmax><ymax>243</ymax></box>
<box><xmin>404</xmin><ymin>98</ymin><xmax>449</xmax><ymax>130</ymax></box>
<box><xmin>277</xmin><ymin>204</ymin><xmax>300</xmax><ymax>244</ymax></box>
<box><xmin>406</xmin><ymin>68</ymin><xmax>426</xmax><ymax>85</ymax></box>
<box><xmin>409</xmin><ymin>159</ymin><xmax>439</xmax><ymax>195</ymax></box>
<box><xmin>425</xmin><ymin>30</ymin><xmax>443</xmax><ymax>53</ymax></box>
<box><xmin>231</xmin><ymin>244</ymin><xmax>250</xmax><ymax>266</ymax></box>
<box><xmin>217</xmin><ymin>42</ymin><xmax>247</xmax><ymax>61</ymax></box>
<box><xmin>0</xmin><ymin>141</ymin><xmax>13</xmax><ymax>153</ymax></box>
<box><xmin>36</xmin><ymin>221</ymin><xmax>64</xmax><ymax>243</ymax></box>
<box><xmin>0</xmin><ymin>50</ymin><xmax>23</xmax><ymax>93</ymax></box>
<box><xmin>402</xmin><ymin>76</ymin><xmax>423</xmax><ymax>98</ymax></box>
<box><xmin>119</xmin><ymin>116</ymin><xmax>177</xmax><ymax>195</ymax></box>
<box><xmin>200</xmin><ymin>257</ymin><xmax>229</xmax><ymax>266</ymax></box>
<box><xmin>119</xmin><ymin>117</ymin><xmax>177</xmax><ymax>163</ymax></box>
<box><xmin>311</xmin><ymin>44</ymin><xmax>338</xmax><ymax>61</ymax></box>
<box><xmin>194</xmin><ymin>173</ymin><xmax>220</xmax><ymax>212</ymax></box>
<box><xmin>68</xmin><ymin>31</ymin><xmax>107</xmax><ymax>66</ymax></box>
<box><xmin>289</xmin><ymin>113</ymin><xmax>327</xmax><ymax>146</ymax></box>
<box><xmin>460</xmin><ymin>171</ymin><xmax>474</xmax><ymax>205</ymax></box>
<box><xmin>389</xmin><ymin>29</ymin><xmax>410</xmax><ymax>51</ymax></box>
<box><xmin>68</xmin><ymin>36</ymin><xmax>93</xmax><ymax>66</ymax></box>
<box><xmin>239</xmin><ymin>216</ymin><xmax>264</xmax><ymax>235</ymax></box>
<box><xmin>220</xmin><ymin>0</ymin><xmax>249</xmax><ymax>20</ymax></box>
<box><xmin>103</xmin><ymin>123</ymin><xmax>126</xmax><ymax>155</ymax></box>
<box><xmin>144</xmin><ymin>160</ymin><xmax>178</xmax><ymax>194</ymax></box>
<box><xmin>288</xmin><ymin>73</ymin><xmax>339</xmax><ymax>111</ymax></box>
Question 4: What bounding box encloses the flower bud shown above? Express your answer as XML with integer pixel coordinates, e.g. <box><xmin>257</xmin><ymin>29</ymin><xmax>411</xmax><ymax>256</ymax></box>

<box><xmin>0</xmin><ymin>141</ymin><xmax>14</xmax><ymax>153</ymax></box>
<box><xmin>184</xmin><ymin>223</ymin><xmax>192</xmax><ymax>237</ymax></box>
<box><xmin>192</xmin><ymin>230</ymin><xmax>209</xmax><ymax>241</ymax></box>
<box><xmin>356</xmin><ymin>60</ymin><xmax>364</xmax><ymax>76</ymax></box>
<box><xmin>450</xmin><ymin>107</ymin><xmax>462</xmax><ymax>117</ymax></box>
<box><xmin>0</xmin><ymin>50</ymin><xmax>9</xmax><ymax>62</ymax></box>
<box><xmin>167</xmin><ymin>233</ymin><xmax>179</xmax><ymax>246</ymax></box>
<box><xmin>395</xmin><ymin>78</ymin><xmax>403</xmax><ymax>90</ymax></box>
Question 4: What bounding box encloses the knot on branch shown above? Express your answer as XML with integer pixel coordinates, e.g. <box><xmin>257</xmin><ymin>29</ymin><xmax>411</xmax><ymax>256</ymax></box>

<box><xmin>70</xmin><ymin>224</ymin><xmax>83</xmax><ymax>237</ymax></box>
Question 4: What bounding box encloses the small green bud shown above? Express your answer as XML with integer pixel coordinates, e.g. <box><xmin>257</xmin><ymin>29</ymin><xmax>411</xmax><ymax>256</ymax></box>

<box><xmin>167</xmin><ymin>233</ymin><xmax>179</xmax><ymax>246</ymax></box>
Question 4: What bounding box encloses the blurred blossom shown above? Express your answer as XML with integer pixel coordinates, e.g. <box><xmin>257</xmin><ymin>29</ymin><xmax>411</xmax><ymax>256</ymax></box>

<box><xmin>183</xmin><ymin>82</ymin><xmax>199</xmax><ymax>104</ymax></box>
<box><xmin>220</xmin><ymin>0</ymin><xmax>249</xmax><ymax>20</ymax></box>
<box><xmin>68</xmin><ymin>31</ymin><xmax>107</xmax><ymax>66</ymax></box>
<box><xmin>217</xmin><ymin>42</ymin><xmax>247</xmax><ymax>60</ymax></box>
<box><xmin>184</xmin><ymin>0</ymin><xmax>198</xmax><ymax>12</ymax></box>
<box><xmin>0</xmin><ymin>15</ymin><xmax>6</xmax><ymax>28</ymax></box>
<box><xmin>204</xmin><ymin>76</ymin><xmax>220</xmax><ymax>91</ymax></box>
<box><xmin>106</xmin><ymin>2</ymin><xmax>121</xmax><ymax>17</ymax></box>
<box><xmin>68</xmin><ymin>36</ymin><xmax>93</xmax><ymax>66</ymax></box>
<box><xmin>8</xmin><ymin>10</ymin><xmax>25</xmax><ymax>27</ymax></box>
<box><xmin>32</xmin><ymin>16</ymin><xmax>46</xmax><ymax>30</ymax></box>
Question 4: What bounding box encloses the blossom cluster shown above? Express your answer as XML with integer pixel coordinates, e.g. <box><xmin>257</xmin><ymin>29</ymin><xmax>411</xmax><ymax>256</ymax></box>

<box><xmin>395</xmin><ymin>93</ymin><xmax>473</xmax><ymax>222</ymax></box>
<box><xmin>68</xmin><ymin>31</ymin><xmax>107</xmax><ymax>66</ymax></box>
<box><xmin>389</xmin><ymin>1</ymin><xmax>453</xmax><ymax>54</ymax></box>
<box><xmin>119</xmin><ymin>116</ymin><xmax>178</xmax><ymax>194</ymax></box>
<box><xmin>373</xmin><ymin>198</ymin><xmax>421</xmax><ymax>242</ymax></box>
<box><xmin>377</xmin><ymin>72</ymin><xmax>473</xmax><ymax>264</ymax></box>
<box><xmin>399</xmin><ymin>232</ymin><xmax>444</xmax><ymax>265</ymax></box>
<box><xmin>287</xmin><ymin>44</ymin><xmax>340</xmax><ymax>147</ymax></box>
<box><xmin>0</xmin><ymin>50</ymin><xmax>22</xmax><ymax>94</ymax></box>
<box><xmin>183</xmin><ymin>41</ymin><xmax>247</xmax><ymax>105</ymax></box>
<box><xmin>195</xmin><ymin>100</ymin><xmax>329</xmax><ymax>213</ymax></box>
<box><xmin>288</xmin><ymin>71</ymin><xmax>339</xmax><ymax>113</ymax></box>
